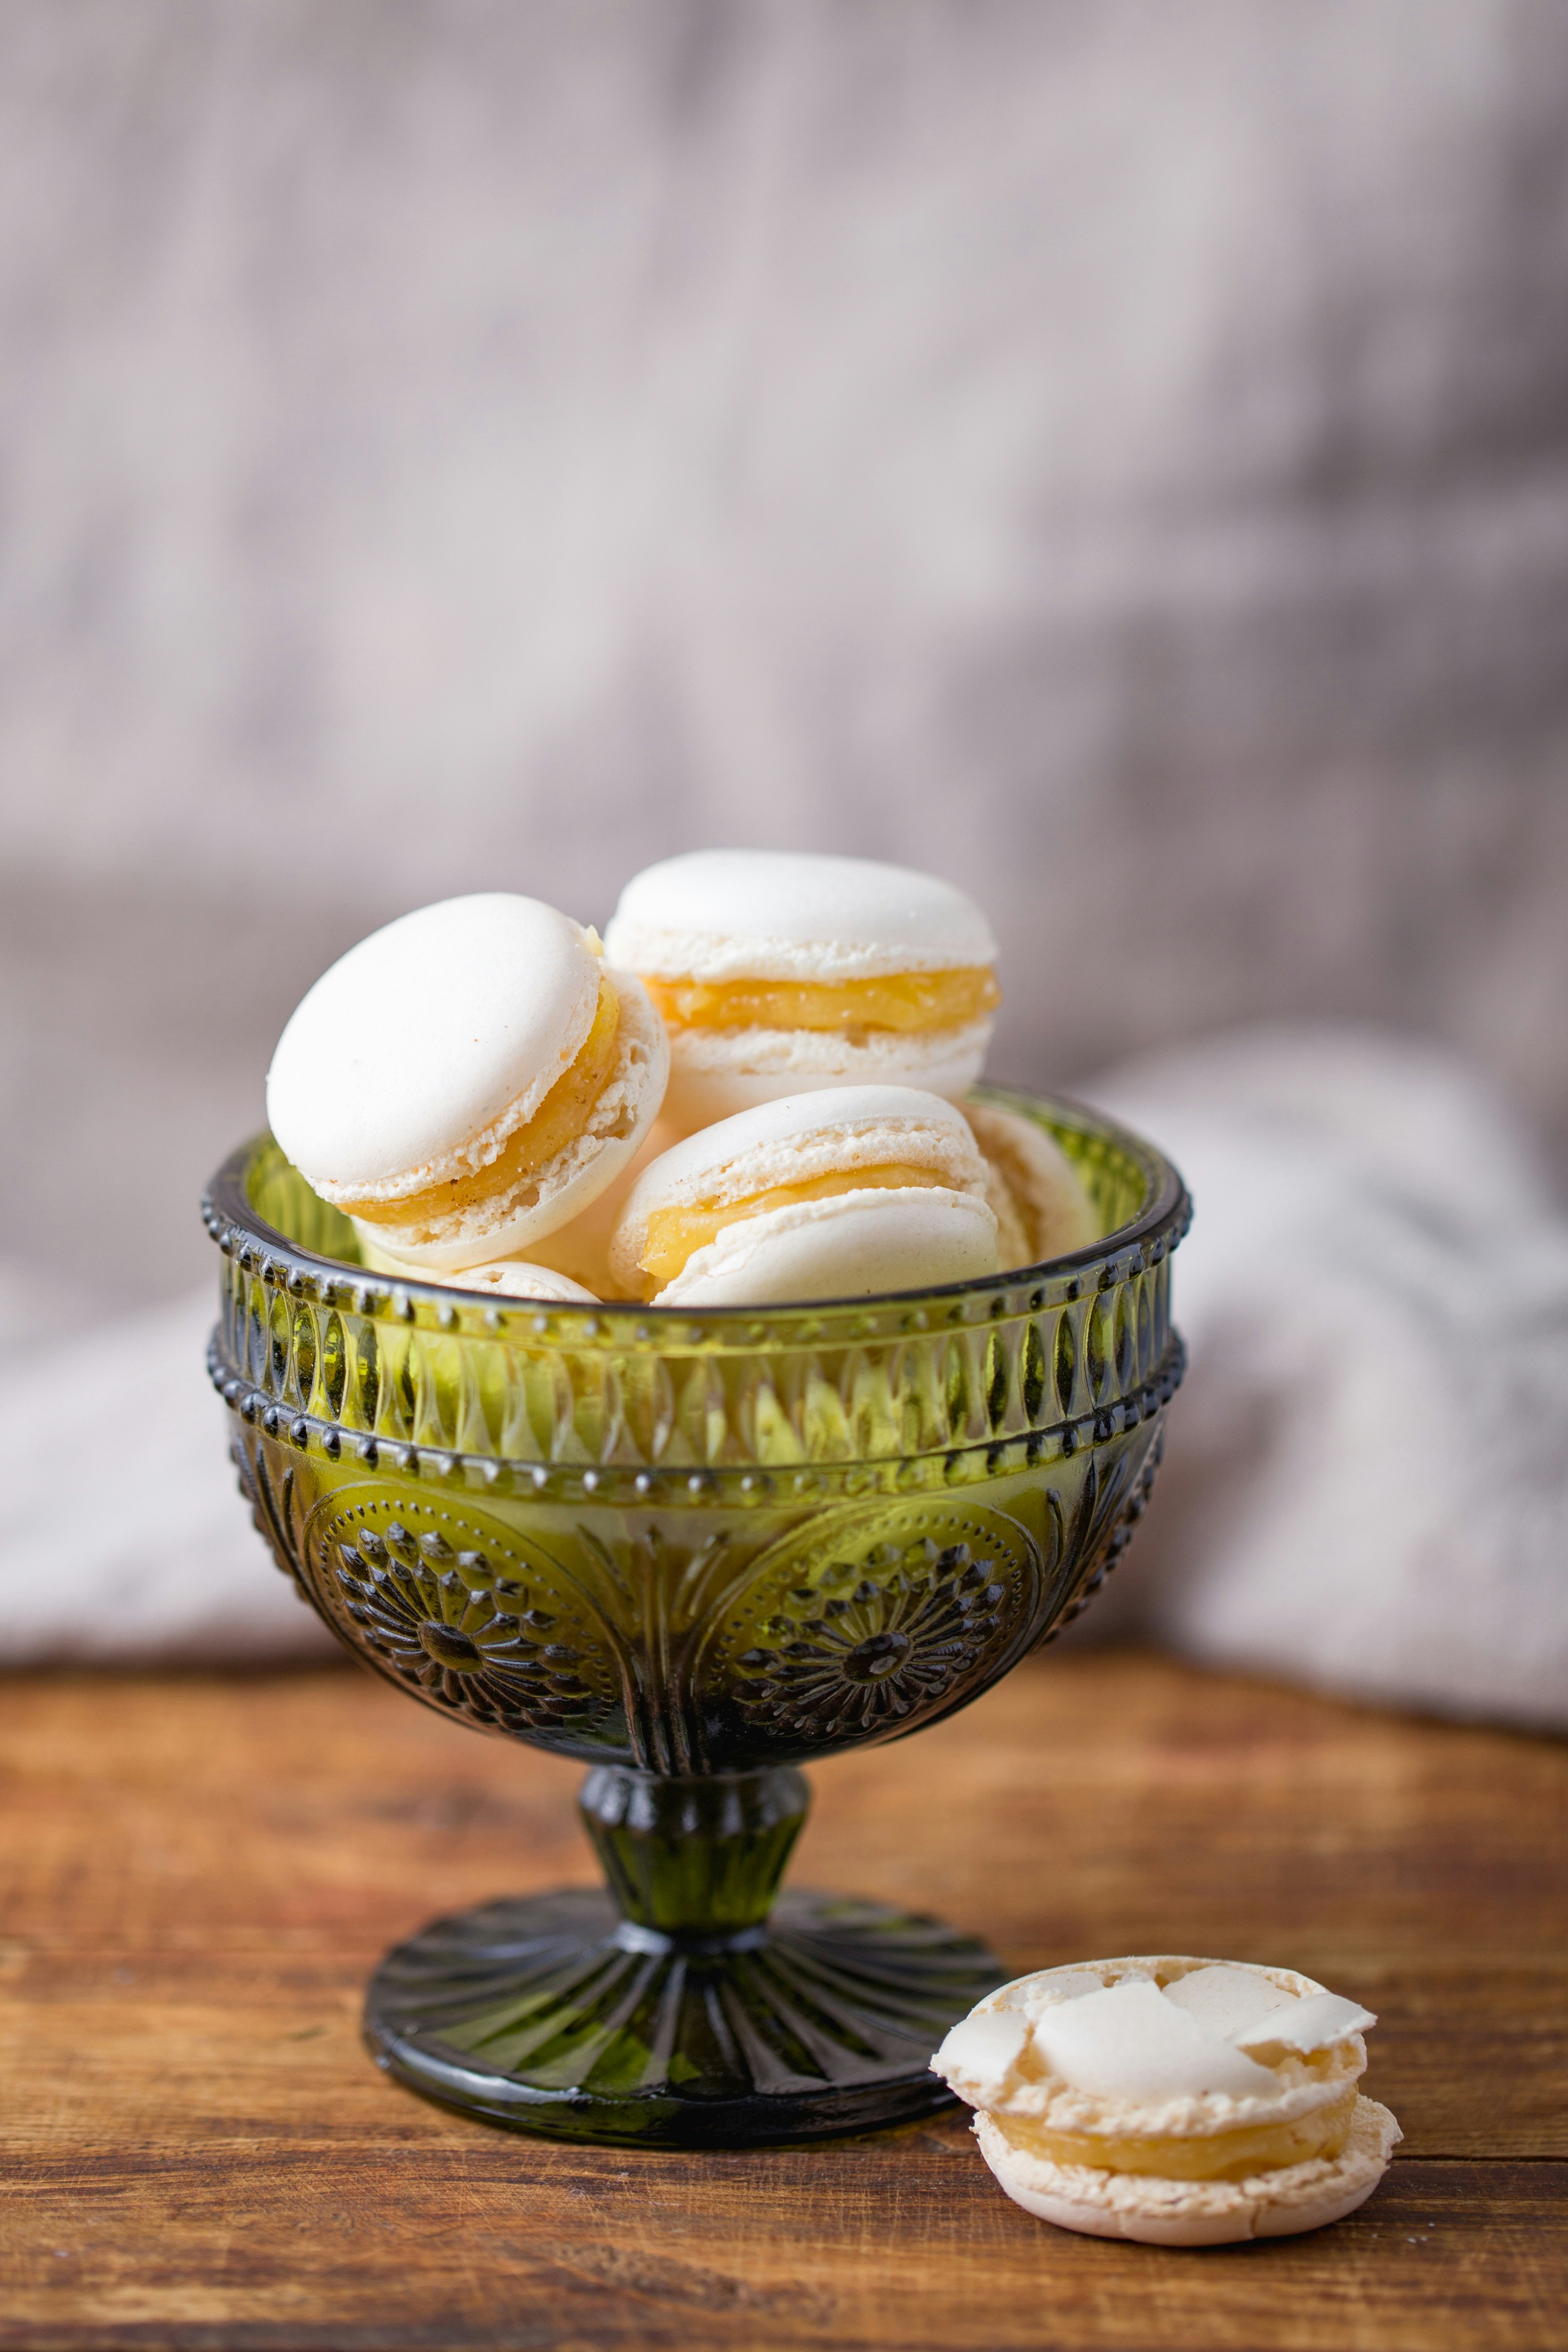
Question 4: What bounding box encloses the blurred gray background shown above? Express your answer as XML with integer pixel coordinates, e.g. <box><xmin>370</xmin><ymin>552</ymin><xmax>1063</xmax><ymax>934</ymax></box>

<box><xmin>4</xmin><ymin>0</ymin><xmax>1568</xmax><ymax>1334</ymax></box>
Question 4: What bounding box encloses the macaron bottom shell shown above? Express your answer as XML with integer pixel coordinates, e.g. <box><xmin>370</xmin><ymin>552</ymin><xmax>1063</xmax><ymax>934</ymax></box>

<box><xmin>973</xmin><ymin>2096</ymin><xmax>1402</xmax><ymax>2246</ymax></box>
<box><xmin>654</xmin><ymin>1185</ymin><xmax>999</xmax><ymax>1307</ymax></box>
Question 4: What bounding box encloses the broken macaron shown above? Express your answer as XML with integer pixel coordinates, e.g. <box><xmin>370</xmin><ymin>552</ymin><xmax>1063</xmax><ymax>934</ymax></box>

<box><xmin>933</xmin><ymin>1955</ymin><xmax>1400</xmax><ymax>2246</ymax></box>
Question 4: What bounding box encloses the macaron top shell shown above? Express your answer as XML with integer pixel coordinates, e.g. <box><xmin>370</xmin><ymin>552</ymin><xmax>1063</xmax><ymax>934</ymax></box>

<box><xmin>622</xmin><ymin>1084</ymin><xmax>984</xmax><ymax>1205</ymax></box>
<box><xmin>604</xmin><ymin>851</ymin><xmax>997</xmax><ymax>982</ymax></box>
<box><xmin>341</xmin><ymin>971</ymin><xmax>669</xmax><ymax>1269</ymax></box>
<box><xmin>267</xmin><ymin>895</ymin><xmax>601</xmax><ymax>1193</ymax></box>
<box><xmin>427</xmin><ymin>1261</ymin><xmax>601</xmax><ymax>1305</ymax></box>
<box><xmin>935</xmin><ymin>1956</ymin><xmax>1372</xmax><ymax>2142</ymax></box>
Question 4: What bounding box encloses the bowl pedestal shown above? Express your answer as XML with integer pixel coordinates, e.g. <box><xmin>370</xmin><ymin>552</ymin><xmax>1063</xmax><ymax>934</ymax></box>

<box><xmin>365</xmin><ymin>1764</ymin><xmax>1001</xmax><ymax>2144</ymax></box>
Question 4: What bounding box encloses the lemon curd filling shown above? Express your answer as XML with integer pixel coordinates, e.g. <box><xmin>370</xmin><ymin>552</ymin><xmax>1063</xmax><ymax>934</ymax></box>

<box><xmin>640</xmin><ymin>1164</ymin><xmax>953</xmax><ymax>1286</ymax></box>
<box><xmin>348</xmin><ymin>978</ymin><xmax>622</xmax><ymax>1226</ymax></box>
<box><xmin>644</xmin><ymin>968</ymin><xmax>1000</xmax><ymax>1036</ymax></box>
<box><xmin>993</xmin><ymin>2088</ymin><xmax>1359</xmax><ymax>2183</ymax></box>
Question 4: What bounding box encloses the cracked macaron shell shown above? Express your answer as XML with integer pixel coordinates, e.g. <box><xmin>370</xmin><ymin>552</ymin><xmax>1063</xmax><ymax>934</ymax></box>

<box><xmin>935</xmin><ymin>1955</ymin><xmax>1372</xmax><ymax>2142</ymax></box>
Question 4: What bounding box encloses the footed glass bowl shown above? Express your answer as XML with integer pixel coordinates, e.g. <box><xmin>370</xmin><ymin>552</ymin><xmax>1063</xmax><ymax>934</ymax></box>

<box><xmin>203</xmin><ymin>1086</ymin><xmax>1188</xmax><ymax>2146</ymax></box>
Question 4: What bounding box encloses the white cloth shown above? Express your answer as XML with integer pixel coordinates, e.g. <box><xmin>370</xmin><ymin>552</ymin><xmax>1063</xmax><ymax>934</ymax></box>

<box><xmin>0</xmin><ymin>1286</ymin><xmax>333</xmax><ymax>1662</ymax></box>
<box><xmin>2</xmin><ymin>1025</ymin><xmax>1565</xmax><ymax>1723</ymax></box>
<box><xmin>1080</xmin><ymin>1027</ymin><xmax>1568</xmax><ymax>1730</ymax></box>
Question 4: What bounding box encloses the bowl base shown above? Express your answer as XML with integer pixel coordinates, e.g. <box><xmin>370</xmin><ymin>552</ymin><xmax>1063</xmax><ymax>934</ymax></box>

<box><xmin>364</xmin><ymin>1885</ymin><xmax>1002</xmax><ymax>2146</ymax></box>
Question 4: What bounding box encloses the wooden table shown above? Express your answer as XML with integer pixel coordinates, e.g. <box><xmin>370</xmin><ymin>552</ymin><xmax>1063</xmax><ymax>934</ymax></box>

<box><xmin>1</xmin><ymin>1650</ymin><xmax>1562</xmax><ymax>2350</ymax></box>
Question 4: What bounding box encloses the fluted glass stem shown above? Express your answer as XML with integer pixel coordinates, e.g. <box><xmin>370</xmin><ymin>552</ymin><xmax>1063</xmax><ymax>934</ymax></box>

<box><xmin>578</xmin><ymin>1765</ymin><xmax>809</xmax><ymax>1946</ymax></box>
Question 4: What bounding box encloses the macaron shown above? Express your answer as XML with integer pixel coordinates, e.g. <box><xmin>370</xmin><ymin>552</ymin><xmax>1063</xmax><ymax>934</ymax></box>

<box><xmin>965</xmin><ymin>1103</ymin><xmax>1099</xmax><ymax>1268</ymax></box>
<box><xmin>267</xmin><ymin>894</ymin><xmax>668</xmax><ymax>1272</ymax></box>
<box><xmin>428</xmin><ymin>1261</ymin><xmax>599</xmax><ymax>1305</ymax></box>
<box><xmin>608</xmin><ymin>1085</ymin><xmax>998</xmax><ymax>1307</ymax></box>
<box><xmin>352</xmin><ymin>1229</ymin><xmax>597</xmax><ymax>1302</ymax></box>
<box><xmin>934</xmin><ymin>1956</ymin><xmax>1401</xmax><ymax>2247</ymax></box>
<box><xmin>603</xmin><ymin>851</ymin><xmax>1000</xmax><ymax>1131</ymax></box>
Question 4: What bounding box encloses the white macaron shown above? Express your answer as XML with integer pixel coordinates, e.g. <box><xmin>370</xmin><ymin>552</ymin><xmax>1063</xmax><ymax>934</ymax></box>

<box><xmin>353</xmin><ymin>1225</ymin><xmax>599</xmax><ymax>1303</ymax></box>
<box><xmin>267</xmin><ymin>894</ymin><xmax>668</xmax><ymax>1272</ymax></box>
<box><xmin>965</xmin><ymin>1102</ymin><xmax>1099</xmax><ymax>1268</ymax></box>
<box><xmin>604</xmin><ymin>851</ymin><xmax>1000</xmax><ymax>1131</ymax></box>
<box><xmin>934</xmin><ymin>1955</ymin><xmax>1401</xmax><ymax>2248</ymax></box>
<box><xmin>608</xmin><ymin>1085</ymin><xmax>998</xmax><ymax>1307</ymax></box>
<box><xmin>430</xmin><ymin>1261</ymin><xmax>599</xmax><ymax>1305</ymax></box>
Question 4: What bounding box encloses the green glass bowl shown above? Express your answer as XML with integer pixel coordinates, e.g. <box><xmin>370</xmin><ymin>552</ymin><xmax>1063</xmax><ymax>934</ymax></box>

<box><xmin>203</xmin><ymin>1085</ymin><xmax>1188</xmax><ymax>2145</ymax></box>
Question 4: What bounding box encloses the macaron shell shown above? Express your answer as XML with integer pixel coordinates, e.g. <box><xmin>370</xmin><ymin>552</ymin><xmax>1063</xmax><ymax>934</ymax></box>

<box><xmin>605</xmin><ymin>850</ymin><xmax>997</xmax><ymax>981</ymax></box>
<box><xmin>620</xmin><ymin>1085</ymin><xmax>987</xmax><ymax>1210</ymax></box>
<box><xmin>965</xmin><ymin>1103</ymin><xmax>1100</xmax><ymax>1267</ymax></box>
<box><xmin>661</xmin><ymin>1019</ymin><xmax>993</xmax><ymax>1136</ymax></box>
<box><xmin>973</xmin><ymin>2096</ymin><xmax>1401</xmax><ymax>2246</ymax></box>
<box><xmin>654</xmin><ymin>1187</ymin><xmax>999</xmax><ymax>1307</ymax></box>
<box><xmin>349</xmin><ymin>971</ymin><xmax>669</xmax><ymax>1270</ymax></box>
<box><xmin>941</xmin><ymin>1955</ymin><xmax>1360</xmax><ymax>2138</ymax></box>
<box><xmin>432</xmin><ymin>1262</ymin><xmax>600</xmax><ymax>1304</ymax></box>
<box><xmin>267</xmin><ymin>895</ymin><xmax>601</xmax><ymax>1193</ymax></box>
<box><xmin>346</xmin><ymin>1233</ymin><xmax>598</xmax><ymax>1301</ymax></box>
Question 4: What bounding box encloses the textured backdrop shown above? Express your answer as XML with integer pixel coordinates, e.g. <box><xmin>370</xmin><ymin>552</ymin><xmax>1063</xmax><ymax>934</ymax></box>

<box><xmin>3</xmin><ymin>1</ymin><xmax>1567</xmax><ymax>1321</ymax></box>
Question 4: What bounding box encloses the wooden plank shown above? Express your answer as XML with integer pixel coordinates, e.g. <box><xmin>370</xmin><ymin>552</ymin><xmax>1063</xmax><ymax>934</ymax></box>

<box><xmin>0</xmin><ymin>1651</ymin><xmax>1563</xmax><ymax>2348</ymax></box>
<box><xmin>0</xmin><ymin>2142</ymin><xmax>1562</xmax><ymax>2351</ymax></box>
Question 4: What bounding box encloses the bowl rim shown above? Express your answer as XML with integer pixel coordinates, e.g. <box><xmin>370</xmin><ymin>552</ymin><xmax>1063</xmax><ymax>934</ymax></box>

<box><xmin>202</xmin><ymin>1082</ymin><xmax>1191</xmax><ymax>1327</ymax></box>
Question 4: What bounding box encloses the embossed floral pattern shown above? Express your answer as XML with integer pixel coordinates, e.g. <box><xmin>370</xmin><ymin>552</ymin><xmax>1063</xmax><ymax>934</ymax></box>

<box><xmin>733</xmin><ymin>1537</ymin><xmax>1008</xmax><ymax>1739</ymax></box>
<box><xmin>330</xmin><ymin>1515</ymin><xmax>608</xmax><ymax>1734</ymax></box>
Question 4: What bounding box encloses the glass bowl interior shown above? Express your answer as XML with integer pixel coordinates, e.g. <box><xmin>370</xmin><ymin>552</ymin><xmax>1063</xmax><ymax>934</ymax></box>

<box><xmin>204</xmin><ymin>1084</ymin><xmax>1189</xmax><ymax>1490</ymax></box>
<box><xmin>214</xmin><ymin>1083</ymin><xmax>1186</xmax><ymax>1336</ymax></box>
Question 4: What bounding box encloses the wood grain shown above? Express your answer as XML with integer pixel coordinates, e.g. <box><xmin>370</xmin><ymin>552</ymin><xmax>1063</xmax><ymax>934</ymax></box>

<box><xmin>0</xmin><ymin>1650</ymin><xmax>1563</xmax><ymax>2349</ymax></box>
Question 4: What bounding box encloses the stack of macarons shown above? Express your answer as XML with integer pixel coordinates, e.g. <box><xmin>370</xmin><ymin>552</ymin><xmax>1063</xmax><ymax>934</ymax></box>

<box><xmin>265</xmin><ymin>851</ymin><xmax>1098</xmax><ymax>1308</ymax></box>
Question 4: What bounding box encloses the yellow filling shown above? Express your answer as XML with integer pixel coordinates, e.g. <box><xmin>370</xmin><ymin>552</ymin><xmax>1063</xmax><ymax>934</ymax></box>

<box><xmin>347</xmin><ymin>978</ymin><xmax>622</xmax><ymax>1227</ymax></box>
<box><xmin>640</xmin><ymin>1164</ymin><xmax>953</xmax><ymax>1286</ymax></box>
<box><xmin>991</xmin><ymin>2087</ymin><xmax>1358</xmax><ymax>2183</ymax></box>
<box><xmin>643</xmin><ymin>967</ymin><xmax>1000</xmax><ymax>1036</ymax></box>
